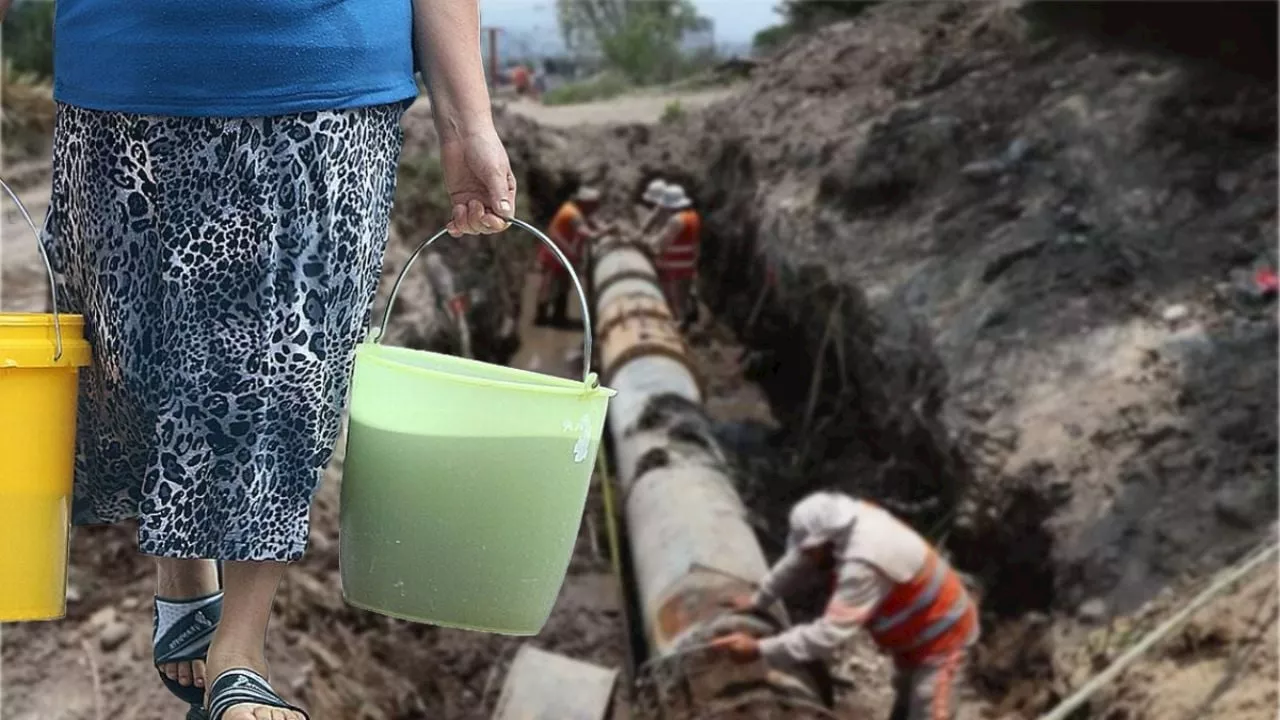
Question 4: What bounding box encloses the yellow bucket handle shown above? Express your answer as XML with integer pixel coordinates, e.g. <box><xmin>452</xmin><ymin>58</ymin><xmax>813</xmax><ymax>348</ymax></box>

<box><xmin>0</xmin><ymin>176</ymin><xmax>64</xmax><ymax>362</ymax></box>
<box><xmin>375</xmin><ymin>218</ymin><xmax>595</xmax><ymax>387</ymax></box>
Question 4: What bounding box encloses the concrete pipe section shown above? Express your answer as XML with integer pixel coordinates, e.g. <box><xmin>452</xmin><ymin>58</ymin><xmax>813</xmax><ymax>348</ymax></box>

<box><xmin>590</xmin><ymin>238</ymin><xmax>829</xmax><ymax>716</ymax></box>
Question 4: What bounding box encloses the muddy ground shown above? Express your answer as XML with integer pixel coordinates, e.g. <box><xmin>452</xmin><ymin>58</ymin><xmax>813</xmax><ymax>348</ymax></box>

<box><xmin>2</xmin><ymin>2</ymin><xmax>1278</xmax><ymax>719</ymax></box>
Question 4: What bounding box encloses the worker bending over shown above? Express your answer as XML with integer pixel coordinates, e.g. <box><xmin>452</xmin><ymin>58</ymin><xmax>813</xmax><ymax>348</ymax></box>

<box><xmin>537</xmin><ymin>186</ymin><xmax>606</xmax><ymax>327</ymax></box>
<box><xmin>650</xmin><ymin>184</ymin><xmax>701</xmax><ymax>328</ymax></box>
<box><xmin>637</xmin><ymin>178</ymin><xmax>669</xmax><ymax>235</ymax></box>
<box><xmin>713</xmin><ymin>491</ymin><xmax>979</xmax><ymax>720</ymax></box>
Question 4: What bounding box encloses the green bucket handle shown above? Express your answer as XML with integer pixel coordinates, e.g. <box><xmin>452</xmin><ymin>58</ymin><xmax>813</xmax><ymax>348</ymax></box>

<box><xmin>0</xmin><ymin>175</ymin><xmax>65</xmax><ymax>362</ymax></box>
<box><xmin>375</xmin><ymin>218</ymin><xmax>595</xmax><ymax>387</ymax></box>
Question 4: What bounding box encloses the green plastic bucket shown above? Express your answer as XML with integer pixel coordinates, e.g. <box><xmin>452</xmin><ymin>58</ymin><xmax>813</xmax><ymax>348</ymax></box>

<box><xmin>339</xmin><ymin>219</ymin><xmax>615</xmax><ymax>634</ymax></box>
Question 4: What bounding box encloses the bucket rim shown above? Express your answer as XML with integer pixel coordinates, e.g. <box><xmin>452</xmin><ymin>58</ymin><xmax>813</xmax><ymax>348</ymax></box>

<box><xmin>340</xmin><ymin>593</ymin><xmax>541</xmax><ymax>635</ymax></box>
<box><xmin>356</xmin><ymin>343</ymin><xmax>618</xmax><ymax>398</ymax></box>
<box><xmin>0</xmin><ymin>313</ymin><xmax>85</xmax><ymax>327</ymax></box>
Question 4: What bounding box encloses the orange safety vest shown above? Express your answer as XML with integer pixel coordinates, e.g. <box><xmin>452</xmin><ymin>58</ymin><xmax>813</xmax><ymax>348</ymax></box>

<box><xmin>849</xmin><ymin>549</ymin><xmax>976</xmax><ymax>666</ymax></box>
<box><xmin>543</xmin><ymin>202</ymin><xmax>585</xmax><ymax>268</ymax></box>
<box><xmin>657</xmin><ymin>210</ymin><xmax>701</xmax><ymax>272</ymax></box>
<box><xmin>511</xmin><ymin>65</ymin><xmax>531</xmax><ymax>90</ymax></box>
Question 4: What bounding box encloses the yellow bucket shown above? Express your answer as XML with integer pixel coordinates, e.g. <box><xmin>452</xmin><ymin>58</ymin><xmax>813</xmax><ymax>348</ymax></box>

<box><xmin>0</xmin><ymin>178</ymin><xmax>93</xmax><ymax>621</ymax></box>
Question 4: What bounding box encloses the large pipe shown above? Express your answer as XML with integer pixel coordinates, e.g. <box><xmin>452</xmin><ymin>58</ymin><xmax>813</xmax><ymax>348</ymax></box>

<box><xmin>590</xmin><ymin>240</ymin><xmax>830</xmax><ymax>716</ymax></box>
<box><xmin>592</xmin><ymin>243</ymin><xmax>665</xmax><ymax>310</ymax></box>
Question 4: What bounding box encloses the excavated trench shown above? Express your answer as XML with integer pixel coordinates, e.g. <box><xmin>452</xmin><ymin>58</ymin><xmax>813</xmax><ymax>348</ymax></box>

<box><xmin>682</xmin><ymin>197</ymin><xmax>1066</xmax><ymax>713</ymax></box>
<box><xmin>694</xmin><ymin>206</ymin><xmax>1058</xmax><ymax>617</ymax></box>
<box><xmin>475</xmin><ymin>162</ymin><xmax>1067</xmax><ymax>716</ymax></box>
<box><xmin>526</xmin><ymin>10</ymin><xmax>1278</xmax><ymax>717</ymax></box>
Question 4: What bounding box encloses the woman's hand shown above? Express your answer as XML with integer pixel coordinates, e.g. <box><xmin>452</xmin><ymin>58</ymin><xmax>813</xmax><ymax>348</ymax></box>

<box><xmin>440</xmin><ymin>128</ymin><xmax>517</xmax><ymax>237</ymax></box>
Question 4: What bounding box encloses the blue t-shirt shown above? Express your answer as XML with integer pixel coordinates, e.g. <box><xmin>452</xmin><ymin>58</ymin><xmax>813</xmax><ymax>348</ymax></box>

<box><xmin>53</xmin><ymin>0</ymin><xmax>419</xmax><ymax>118</ymax></box>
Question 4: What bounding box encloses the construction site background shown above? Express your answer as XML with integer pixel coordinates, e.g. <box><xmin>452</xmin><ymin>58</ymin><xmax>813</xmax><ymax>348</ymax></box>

<box><xmin>1</xmin><ymin>1</ymin><xmax>1277</xmax><ymax>719</ymax></box>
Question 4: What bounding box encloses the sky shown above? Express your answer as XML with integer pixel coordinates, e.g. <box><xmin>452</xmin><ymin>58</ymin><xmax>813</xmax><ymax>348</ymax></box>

<box><xmin>479</xmin><ymin>0</ymin><xmax>782</xmax><ymax>55</ymax></box>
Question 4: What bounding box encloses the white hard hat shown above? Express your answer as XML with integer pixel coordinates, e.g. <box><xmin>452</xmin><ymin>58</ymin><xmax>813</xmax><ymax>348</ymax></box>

<box><xmin>658</xmin><ymin>184</ymin><xmax>691</xmax><ymax>210</ymax></box>
<box><xmin>575</xmin><ymin>186</ymin><xmax>602</xmax><ymax>203</ymax></box>
<box><xmin>787</xmin><ymin>492</ymin><xmax>859</xmax><ymax>550</ymax></box>
<box><xmin>643</xmin><ymin>178</ymin><xmax>668</xmax><ymax>204</ymax></box>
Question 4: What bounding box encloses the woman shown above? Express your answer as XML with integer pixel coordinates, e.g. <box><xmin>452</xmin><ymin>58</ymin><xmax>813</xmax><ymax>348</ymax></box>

<box><xmin>8</xmin><ymin>1</ymin><xmax>516</xmax><ymax>718</ymax></box>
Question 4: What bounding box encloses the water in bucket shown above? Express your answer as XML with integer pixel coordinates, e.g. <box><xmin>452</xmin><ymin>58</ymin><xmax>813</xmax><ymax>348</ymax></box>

<box><xmin>339</xmin><ymin>220</ymin><xmax>615</xmax><ymax>634</ymax></box>
<box><xmin>0</xmin><ymin>178</ymin><xmax>93</xmax><ymax>622</ymax></box>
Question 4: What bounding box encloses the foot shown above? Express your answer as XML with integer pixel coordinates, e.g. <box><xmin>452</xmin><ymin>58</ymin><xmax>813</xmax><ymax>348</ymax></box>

<box><xmin>156</xmin><ymin>558</ymin><xmax>220</xmax><ymax>692</ymax></box>
<box><xmin>206</xmin><ymin>650</ymin><xmax>307</xmax><ymax>720</ymax></box>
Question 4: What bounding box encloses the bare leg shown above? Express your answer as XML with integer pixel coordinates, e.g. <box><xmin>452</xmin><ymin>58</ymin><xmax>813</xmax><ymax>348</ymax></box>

<box><xmin>205</xmin><ymin>560</ymin><xmax>305</xmax><ymax>720</ymax></box>
<box><xmin>156</xmin><ymin>557</ymin><xmax>220</xmax><ymax>690</ymax></box>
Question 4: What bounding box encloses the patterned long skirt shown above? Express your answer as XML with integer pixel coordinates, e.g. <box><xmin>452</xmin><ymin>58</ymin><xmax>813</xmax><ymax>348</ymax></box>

<box><xmin>41</xmin><ymin>101</ymin><xmax>407</xmax><ymax>561</ymax></box>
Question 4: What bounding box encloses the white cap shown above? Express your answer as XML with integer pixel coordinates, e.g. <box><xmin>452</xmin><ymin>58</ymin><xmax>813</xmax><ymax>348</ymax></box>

<box><xmin>643</xmin><ymin>178</ymin><xmax>668</xmax><ymax>204</ymax></box>
<box><xmin>575</xmin><ymin>186</ymin><xmax>602</xmax><ymax>203</ymax></box>
<box><xmin>658</xmin><ymin>184</ymin><xmax>691</xmax><ymax>210</ymax></box>
<box><xmin>786</xmin><ymin>492</ymin><xmax>859</xmax><ymax>550</ymax></box>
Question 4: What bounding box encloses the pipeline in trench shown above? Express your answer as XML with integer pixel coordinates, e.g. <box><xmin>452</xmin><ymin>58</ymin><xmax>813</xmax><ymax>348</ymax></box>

<box><xmin>489</xmin><ymin>207</ymin><xmax>841</xmax><ymax>719</ymax></box>
<box><xmin>491</xmin><ymin>186</ymin><xmax>1061</xmax><ymax>717</ymax></box>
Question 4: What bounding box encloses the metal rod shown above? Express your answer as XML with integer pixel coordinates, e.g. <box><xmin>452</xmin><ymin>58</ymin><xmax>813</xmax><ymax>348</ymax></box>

<box><xmin>377</xmin><ymin>218</ymin><xmax>594</xmax><ymax>386</ymax></box>
<box><xmin>0</xmin><ymin>176</ymin><xmax>64</xmax><ymax>361</ymax></box>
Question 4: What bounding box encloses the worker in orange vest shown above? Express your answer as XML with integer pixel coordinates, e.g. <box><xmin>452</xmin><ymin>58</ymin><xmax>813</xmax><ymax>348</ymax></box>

<box><xmin>712</xmin><ymin>491</ymin><xmax>979</xmax><ymax>720</ymax></box>
<box><xmin>509</xmin><ymin>63</ymin><xmax>529</xmax><ymax>96</ymax></box>
<box><xmin>650</xmin><ymin>183</ymin><xmax>701</xmax><ymax>328</ymax></box>
<box><xmin>537</xmin><ymin>186</ymin><xmax>606</xmax><ymax>327</ymax></box>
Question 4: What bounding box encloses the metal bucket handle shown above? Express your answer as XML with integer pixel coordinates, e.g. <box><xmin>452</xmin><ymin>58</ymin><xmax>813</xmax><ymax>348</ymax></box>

<box><xmin>0</xmin><ymin>176</ymin><xmax>64</xmax><ymax>362</ymax></box>
<box><xmin>376</xmin><ymin>218</ymin><xmax>595</xmax><ymax>387</ymax></box>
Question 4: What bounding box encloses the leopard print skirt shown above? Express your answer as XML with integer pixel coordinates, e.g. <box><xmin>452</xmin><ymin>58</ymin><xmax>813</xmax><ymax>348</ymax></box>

<box><xmin>43</xmin><ymin>102</ymin><xmax>407</xmax><ymax>561</ymax></box>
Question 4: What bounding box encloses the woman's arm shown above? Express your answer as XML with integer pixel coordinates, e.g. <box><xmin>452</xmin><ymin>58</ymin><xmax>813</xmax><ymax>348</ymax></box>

<box><xmin>413</xmin><ymin>0</ymin><xmax>492</xmax><ymax>146</ymax></box>
<box><xmin>413</xmin><ymin>0</ymin><xmax>517</xmax><ymax>236</ymax></box>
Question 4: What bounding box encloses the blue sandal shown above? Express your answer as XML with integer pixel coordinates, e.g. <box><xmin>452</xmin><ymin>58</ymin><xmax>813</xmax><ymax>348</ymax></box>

<box><xmin>207</xmin><ymin>668</ymin><xmax>311</xmax><ymax>720</ymax></box>
<box><xmin>153</xmin><ymin>592</ymin><xmax>223</xmax><ymax>712</ymax></box>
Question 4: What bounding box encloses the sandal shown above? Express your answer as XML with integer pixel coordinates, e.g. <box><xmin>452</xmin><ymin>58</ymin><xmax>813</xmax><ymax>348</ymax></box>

<box><xmin>207</xmin><ymin>668</ymin><xmax>311</xmax><ymax>720</ymax></box>
<box><xmin>153</xmin><ymin>591</ymin><xmax>224</xmax><ymax>709</ymax></box>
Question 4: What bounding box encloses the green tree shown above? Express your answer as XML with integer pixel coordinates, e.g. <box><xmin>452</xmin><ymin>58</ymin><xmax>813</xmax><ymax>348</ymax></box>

<box><xmin>778</xmin><ymin>0</ymin><xmax>878</xmax><ymax>30</ymax></box>
<box><xmin>753</xmin><ymin>0</ymin><xmax>879</xmax><ymax>55</ymax></box>
<box><xmin>2</xmin><ymin>0</ymin><xmax>55</xmax><ymax>78</ymax></box>
<box><xmin>555</xmin><ymin>0</ymin><xmax>705</xmax><ymax>84</ymax></box>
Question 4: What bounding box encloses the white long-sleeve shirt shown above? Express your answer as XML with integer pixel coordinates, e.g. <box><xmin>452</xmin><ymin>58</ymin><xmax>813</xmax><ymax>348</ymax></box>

<box><xmin>751</xmin><ymin>551</ymin><xmax>894</xmax><ymax>665</ymax></box>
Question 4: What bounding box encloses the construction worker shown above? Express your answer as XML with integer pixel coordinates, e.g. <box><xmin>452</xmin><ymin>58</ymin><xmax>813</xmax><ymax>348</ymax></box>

<box><xmin>537</xmin><ymin>186</ymin><xmax>606</xmax><ymax>327</ymax></box>
<box><xmin>510</xmin><ymin>63</ymin><xmax>536</xmax><ymax>100</ymax></box>
<box><xmin>650</xmin><ymin>183</ymin><xmax>701</xmax><ymax>327</ymax></box>
<box><xmin>638</xmin><ymin>177</ymin><xmax>669</xmax><ymax>235</ymax></box>
<box><xmin>712</xmin><ymin>491</ymin><xmax>979</xmax><ymax>720</ymax></box>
